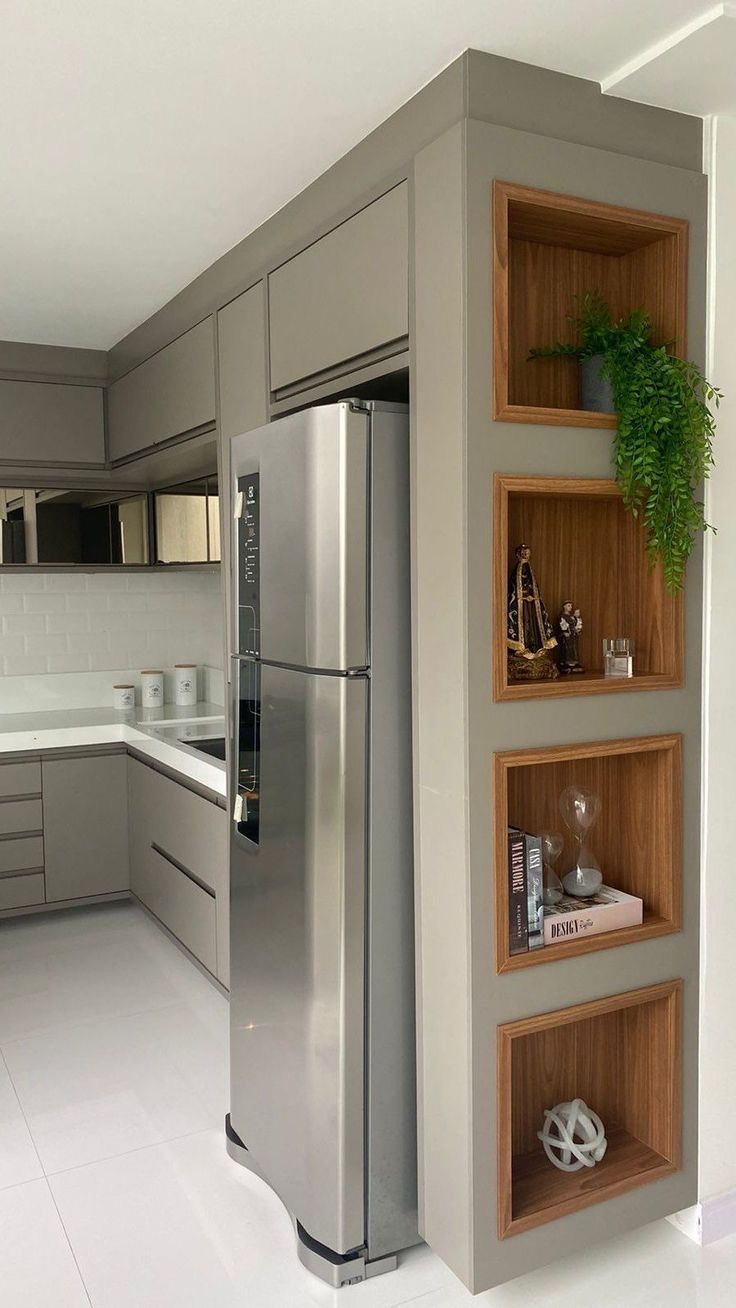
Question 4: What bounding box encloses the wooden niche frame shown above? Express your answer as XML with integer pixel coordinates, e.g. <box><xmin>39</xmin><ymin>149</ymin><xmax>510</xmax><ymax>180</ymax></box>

<box><xmin>493</xmin><ymin>733</ymin><xmax>682</xmax><ymax>974</ymax></box>
<box><xmin>493</xmin><ymin>475</ymin><xmax>684</xmax><ymax>701</ymax></box>
<box><xmin>492</xmin><ymin>180</ymin><xmax>688</xmax><ymax>427</ymax></box>
<box><xmin>497</xmin><ymin>979</ymin><xmax>682</xmax><ymax>1239</ymax></box>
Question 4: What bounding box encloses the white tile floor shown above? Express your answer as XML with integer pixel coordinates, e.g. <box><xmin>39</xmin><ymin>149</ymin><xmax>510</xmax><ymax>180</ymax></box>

<box><xmin>0</xmin><ymin>900</ymin><xmax>734</xmax><ymax>1306</ymax></box>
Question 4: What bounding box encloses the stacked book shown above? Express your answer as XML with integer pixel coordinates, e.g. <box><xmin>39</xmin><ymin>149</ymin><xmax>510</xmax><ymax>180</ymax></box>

<box><xmin>507</xmin><ymin>826</ymin><xmax>643</xmax><ymax>956</ymax></box>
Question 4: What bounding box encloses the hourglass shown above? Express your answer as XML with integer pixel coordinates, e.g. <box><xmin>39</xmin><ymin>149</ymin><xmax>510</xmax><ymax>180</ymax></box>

<box><xmin>559</xmin><ymin>785</ymin><xmax>603</xmax><ymax>898</ymax></box>
<box><xmin>540</xmin><ymin>831</ymin><xmax>564</xmax><ymax>906</ymax></box>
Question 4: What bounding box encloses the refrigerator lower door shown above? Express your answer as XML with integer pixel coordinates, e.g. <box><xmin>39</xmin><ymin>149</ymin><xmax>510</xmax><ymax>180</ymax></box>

<box><xmin>229</xmin><ymin>658</ymin><xmax>367</xmax><ymax>1256</ymax></box>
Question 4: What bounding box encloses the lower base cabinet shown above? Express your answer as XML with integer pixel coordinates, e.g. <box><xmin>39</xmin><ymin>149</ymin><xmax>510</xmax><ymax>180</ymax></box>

<box><xmin>128</xmin><ymin>757</ymin><xmax>228</xmax><ymax>986</ymax></box>
<box><xmin>42</xmin><ymin>753</ymin><xmax>130</xmax><ymax>902</ymax></box>
<box><xmin>0</xmin><ymin>872</ymin><xmax>45</xmax><ymax>910</ymax></box>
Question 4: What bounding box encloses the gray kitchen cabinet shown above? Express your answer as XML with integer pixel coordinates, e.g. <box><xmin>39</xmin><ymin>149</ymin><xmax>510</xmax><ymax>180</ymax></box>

<box><xmin>42</xmin><ymin>753</ymin><xmax>129</xmax><ymax>902</ymax></box>
<box><xmin>0</xmin><ymin>874</ymin><xmax>45</xmax><ymax>911</ymax></box>
<box><xmin>128</xmin><ymin>757</ymin><xmax>228</xmax><ymax>985</ymax></box>
<box><xmin>0</xmin><ymin>380</ymin><xmax>104</xmax><ymax>466</ymax></box>
<box><xmin>0</xmin><ymin>761</ymin><xmax>41</xmax><ymax>798</ymax></box>
<box><xmin>217</xmin><ymin>281</ymin><xmax>268</xmax><ymax>658</ymax></box>
<box><xmin>138</xmin><ymin>844</ymin><xmax>217</xmax><ymax>977</ymax></box>
<box><xmin>0</xmin><ymin>836</ymin><xmax>43</xmax><ymax>875</ymax></box>
<box><xmin>107</xmin><ymin>318</ymin><xmax>216</xmax><ymax>462</ymax></box>
<box><xmin>0</xmin><ymin>798</ymin><xmax>43</xmax><ymax>835</ymax></box>
<box><xmin>268</xmin><ymin>182</ymin><xmax>408</xmax><ymax>392</ymax></box>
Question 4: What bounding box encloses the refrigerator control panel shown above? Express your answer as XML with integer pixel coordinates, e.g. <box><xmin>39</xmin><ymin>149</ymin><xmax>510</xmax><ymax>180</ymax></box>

<box><xmin>237</xmin><ymin>472</ymin><xmax>260</xmax><ymax>657</ymax></box>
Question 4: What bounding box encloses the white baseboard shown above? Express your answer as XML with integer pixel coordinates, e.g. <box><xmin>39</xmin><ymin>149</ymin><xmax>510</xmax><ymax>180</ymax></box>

<box><xmin>668</xmin><ymin>1189</ymin><xmax>736</xmax><ymax>1245</ymax></box>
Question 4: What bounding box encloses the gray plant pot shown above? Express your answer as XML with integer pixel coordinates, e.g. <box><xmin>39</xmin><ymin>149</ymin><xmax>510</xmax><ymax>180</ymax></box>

<box><xmin>581</xmin><ymin>353</ymin><xmax>614</xmax><ymax>414</ymax></box>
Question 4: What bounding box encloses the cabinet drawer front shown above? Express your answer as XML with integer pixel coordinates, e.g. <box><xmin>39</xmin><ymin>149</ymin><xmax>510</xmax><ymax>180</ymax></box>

<box><xmin>148</xmin><ymin>769</ymin><xmax>226</xmax><ymax>896</ymax></box>
<box><xmin>0</xmin><ymin>762</ymin><xmax>41</xmax><ymax>799</ymax></box>
<box><xmin>0</xmin><ymin>873</ymin><xmax>45</xmax><ymax>911</ymax></box>
<box><xmin>0</xmin><ymin>836</ymin><xmax>43</xmax><ymax>874</ymax></box>
<box><xmin>0</xmin><ymin>799</ymin><xmax>43</xmax><ymax>836</ymax></box>
<box><xmin>268</xmin><ymin>183</ymin><xmax>408</xmax><ymax>391</ymax></box>
<box><xmin>139</xmin><ymin>845</ymin><xmax>217</xmax><ymax>975</ymax></box>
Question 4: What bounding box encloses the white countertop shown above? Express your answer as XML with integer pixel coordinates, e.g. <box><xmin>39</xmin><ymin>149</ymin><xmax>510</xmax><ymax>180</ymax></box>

<box><xmin>0</xmin><ymin>703</ymin><xmax>227</xmax><ymax>798</ymax></box>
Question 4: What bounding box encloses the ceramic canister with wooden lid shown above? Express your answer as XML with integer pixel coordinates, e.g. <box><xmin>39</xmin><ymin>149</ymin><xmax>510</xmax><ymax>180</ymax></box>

<box><xmin>113</xmin><ymin>684</ymin><xmax>135</xmax><ymax>712</ymax></box>
<box><xmin>174</xmin><ymin>664</ymin><xmax>197</xmax><ymax>707</ymax></box>
<box><xmin>141</xmin><ymin>670</ymin><xmax>164</xmax><ymax>708</ymax></box>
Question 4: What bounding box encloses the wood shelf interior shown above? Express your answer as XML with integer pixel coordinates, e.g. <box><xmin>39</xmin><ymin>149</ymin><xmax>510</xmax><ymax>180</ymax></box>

<box><xmin>498</xmin><ymin>981</ymin><xmax>681</xmax><ymax>1237</ymax></box>
<box><xmin>495</xmin><ymin>735</ymin><xmax>682</xmax><ymax>972</ymax></box>
<box><xmin>493</xmin><ymin>476</ymin><xmax>683</xmax><ymax>701</ymax></box>
<box><xmin>493</xmin><ymin>181</ymin><xmax>688</xmax><ymax>424</ymax></box>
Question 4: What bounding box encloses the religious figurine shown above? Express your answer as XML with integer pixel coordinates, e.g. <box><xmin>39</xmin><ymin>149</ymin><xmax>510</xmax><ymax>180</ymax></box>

<box><xmin>557</xmin><ymin>601</ymin><xmax>584</xmax><ymax>674</ymax></box>
<box><xmin>507</xmin><ymin>544</ymin><xmax>558</xmax><ymax>682</ymax></box>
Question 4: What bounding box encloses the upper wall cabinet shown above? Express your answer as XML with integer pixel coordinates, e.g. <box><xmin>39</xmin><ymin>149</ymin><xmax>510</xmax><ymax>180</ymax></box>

<box><xmin>107</xmin><ymin>318</ymin><xmax>216</xmax><ymax>463</ymax></box>
<box><xmin>268</xmin><ymin>182</ymin><xmax>409</xmax><ymax>394</ymax></box>
<box><xmin>0</xmin><ymin>381</ymin><xmax>104</xmax><ymax>466</ymax></box>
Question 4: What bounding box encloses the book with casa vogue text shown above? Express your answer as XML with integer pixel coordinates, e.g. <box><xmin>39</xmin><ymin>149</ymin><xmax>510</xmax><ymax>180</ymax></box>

<box><xmin>543</xmin><ymin>885</ymin><xmax>643</xmax><ymax>946</ymax></box>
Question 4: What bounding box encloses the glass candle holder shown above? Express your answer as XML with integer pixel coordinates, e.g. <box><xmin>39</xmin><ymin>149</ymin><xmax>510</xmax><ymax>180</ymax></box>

<box><xmin>603</xmin><ymin>638</ymin><xmax>635</xmax><ymax>679</ymax></box>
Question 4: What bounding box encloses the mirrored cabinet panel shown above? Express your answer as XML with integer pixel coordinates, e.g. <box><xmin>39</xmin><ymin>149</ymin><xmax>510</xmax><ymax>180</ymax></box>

<box><xmin>35</xmin><ymin>489</ymin><xmax>150</xmax><ymax>565</ymax></box>
<box><xmin>153</xmin><ymin>476</ymin><xmax>220</xmax><ymax>564</ymax></box>
<box><xmin>0</xmin><ymin>479</ymin><xmax>220</xmax><ymax>569</ymax></box>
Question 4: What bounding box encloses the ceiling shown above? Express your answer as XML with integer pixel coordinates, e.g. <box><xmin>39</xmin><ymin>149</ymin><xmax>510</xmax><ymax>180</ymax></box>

<box><xmin>605</xmin><ymin>4</ymin><xmax>736</xmax><ymax>115</ymax></box>
<box><xmin>0</xmin><ymin>0</ymin><xmax>717</xmax><ymax>350</ymax></box>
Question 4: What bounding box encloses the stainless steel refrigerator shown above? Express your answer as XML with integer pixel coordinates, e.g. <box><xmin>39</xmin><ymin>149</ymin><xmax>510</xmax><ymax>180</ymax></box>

<box><xmin>225</xmin><ymin>400</ymin><xmax>418</xmax><ymax>1287</ymax></box>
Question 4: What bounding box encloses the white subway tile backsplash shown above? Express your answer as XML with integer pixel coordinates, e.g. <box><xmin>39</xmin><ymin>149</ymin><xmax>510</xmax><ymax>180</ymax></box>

<box><xmin>46</xmin><ymin>653</ymin><xmax>91</xmax><ymax>674</ymax></box>
<box><xmin>0</xmin><ymin>570</ymin><xmax>223</xmax><ymax>683</ymax></box>
<box><xmin>24</xmin><ymin>633</ymin><xmax>69</xmax><ymax>655</ymax></box>
<box><xmin>3</xmin><ymin>654</ymin><xmax>48</xmax><ymax>676</ymax></box>
<box><xmin>0</xmin><ymin>574</ymin><xmax>45</xmax><ymax>592</ymax></box>
<box><xmin>67</xmin><ymin>630</ymin><xmax>110</xmax><ymax>653</ymax></box>
<box><xmin>45</xmin><ymin>613</ymin><xmax>90</xmax><ymax>634</ymax></box>
<box><xmin>3</xmin><ymin>614</ymin><xmax>46</xmax><ymax>636</ymax></box>
<box><xmin>24</xmin><ymin>593</ymin><xmax>68</xmax><ymax>613</ymax></box>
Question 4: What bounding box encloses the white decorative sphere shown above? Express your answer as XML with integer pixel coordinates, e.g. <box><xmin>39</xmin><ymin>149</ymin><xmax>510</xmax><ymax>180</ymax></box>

<box><xmin>537</xmin><ymin>1098</ymin><xmax>607</xmax><ymax>1172</ymax></box>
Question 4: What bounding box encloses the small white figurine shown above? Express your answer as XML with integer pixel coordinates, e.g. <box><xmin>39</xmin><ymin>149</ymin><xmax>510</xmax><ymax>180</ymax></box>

<box><xmin>537</xmin><ymin>1098</ymin><xmax>607</xmax><ymax>1172</ymax></box>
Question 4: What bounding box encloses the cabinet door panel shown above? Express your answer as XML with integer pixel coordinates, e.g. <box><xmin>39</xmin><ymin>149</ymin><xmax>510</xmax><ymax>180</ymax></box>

<box><xmin>43</xmin><ymin>755</ymin><xmax>129</xmax><ymax>901</ymax></box>
<box><xmin>268</xmin><ymin>183</ymin><xmax>408</xmax><ymax>391</ymax></box>
<box><xmin>0</xmin><ymin>381</ymin><xmax>104</xmax><ymax>465</ymax></box>
<box><xmin>107</xmin><ymin>319</ymin><xmax>216</xmax><ymax>461</ymax></box>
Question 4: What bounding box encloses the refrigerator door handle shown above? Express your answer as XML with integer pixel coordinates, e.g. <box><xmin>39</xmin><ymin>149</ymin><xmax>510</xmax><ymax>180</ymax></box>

<box><xmin>233</xmin><ymin>792</ymin><xmax>245</xmax><ymax>824</ymax></box>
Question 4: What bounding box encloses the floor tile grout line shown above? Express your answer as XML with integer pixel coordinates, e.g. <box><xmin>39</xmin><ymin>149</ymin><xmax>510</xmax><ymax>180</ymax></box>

<box><xmin>44</xmin><ymin>1123</ymin><xmax>224</xmax><ymax>1182</ymax></box>
<box><xmin>43</xmin><ymin>1176</ymin><xmax>95</xmax><ymax>1308</ymax></box>
<box><xmin>0</xmin><ymin>1045</ymin><xmax>45</xmax><ymax>1177</ymax></box>
<box><xmin>0</xmin><ymin>994</ymin><xmax>215</xmax><ymax>1057</ymax></box>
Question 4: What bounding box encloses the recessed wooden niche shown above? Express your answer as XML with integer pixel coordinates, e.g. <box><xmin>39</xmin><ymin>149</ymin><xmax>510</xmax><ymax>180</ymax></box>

<box><xmin>493</xmin><ymin>475</ymin><xmax>683</xmax><ymax>701</ymax></box>
<box><xmin>492</xmin><ymin>180</ymin><xmax>688</xmax><ymax>427</ymax></box>
<box><xmin>497</xmin><ymin>980</ymin><xmax>682</xmax><ymax>1238</ymax></box>
<box><xmin>493</xmin><ymin>734</ymin><xmax>682</xmax><ymax>974</ymax></box>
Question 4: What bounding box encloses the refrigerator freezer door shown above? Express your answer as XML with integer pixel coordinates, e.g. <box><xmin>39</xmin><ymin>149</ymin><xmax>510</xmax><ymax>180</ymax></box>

<box><xmin>229</xmin><ymin>658</ymin><xmax>367</xmax><ymax>1255</ymax></box>
<box><xmin>231</xmin><ymin>403</ymin><xmax>369</xmax><ymax>671</ymax></box>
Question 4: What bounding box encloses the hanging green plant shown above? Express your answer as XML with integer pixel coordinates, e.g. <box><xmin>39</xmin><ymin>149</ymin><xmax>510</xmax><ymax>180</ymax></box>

<box><xmin>528</xmin><ymin>292</ymin><xmax>720</xmax><ymax>593</ymax></box>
